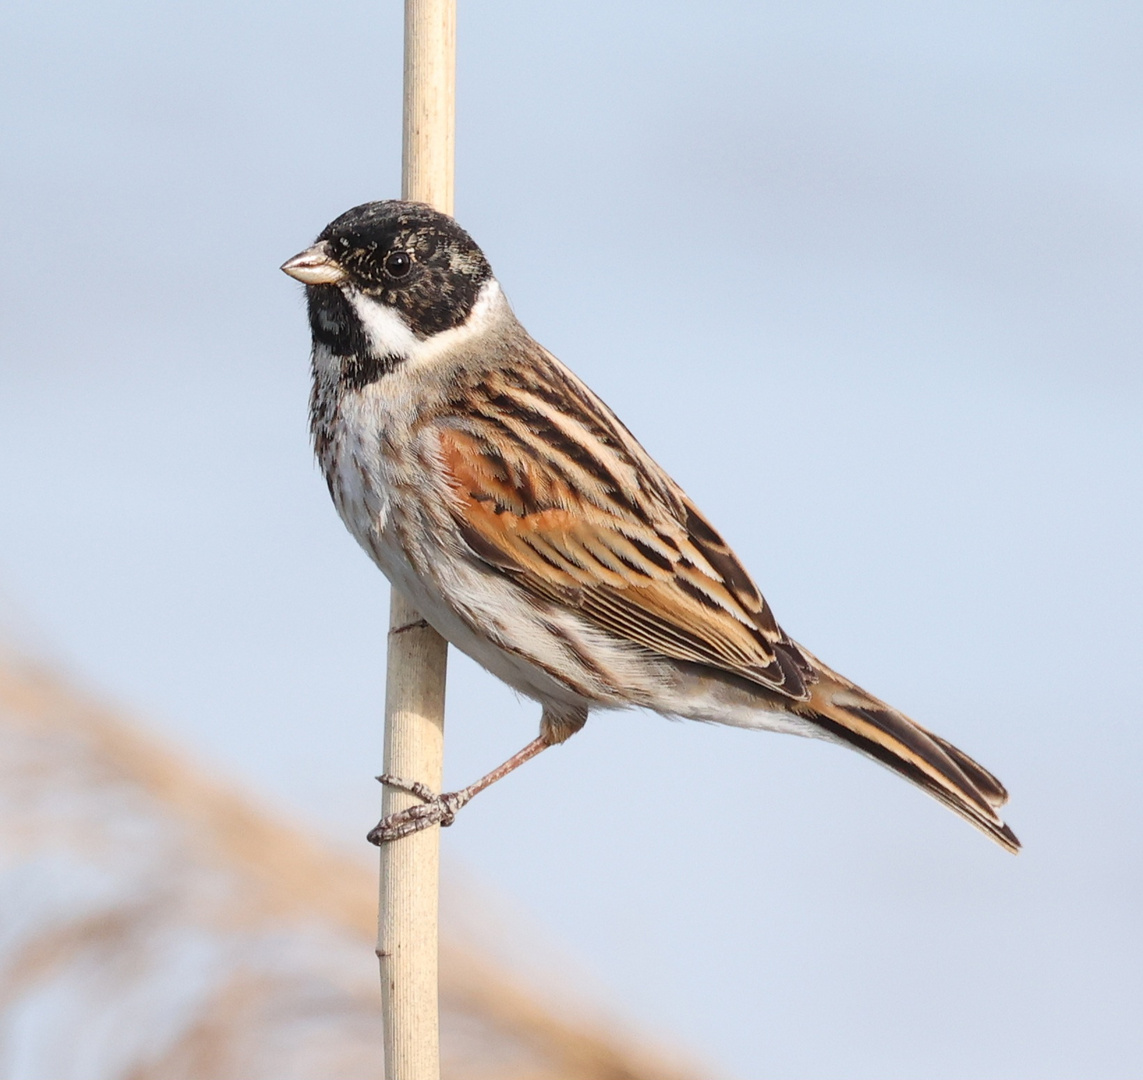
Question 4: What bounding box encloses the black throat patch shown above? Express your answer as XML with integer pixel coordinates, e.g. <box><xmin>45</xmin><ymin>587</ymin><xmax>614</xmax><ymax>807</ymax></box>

<box><xmin>306</xmin><ymin>284</ymin><xmax>406</xmax><ymax>390</ymax></box>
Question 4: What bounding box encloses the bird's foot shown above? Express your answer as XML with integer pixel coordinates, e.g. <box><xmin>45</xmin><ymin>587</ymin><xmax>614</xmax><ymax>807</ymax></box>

<box><xmin>367</xmin><ymin>775</ymin><xmax>472</xmax><ymax>845</ymax></box>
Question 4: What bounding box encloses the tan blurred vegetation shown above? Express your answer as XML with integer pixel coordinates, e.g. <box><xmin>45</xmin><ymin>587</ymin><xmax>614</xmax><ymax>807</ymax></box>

<box><xmin>0</xmin><ymin>650</ymin><xmax>710</xmax><ymax>1080</ymax></box>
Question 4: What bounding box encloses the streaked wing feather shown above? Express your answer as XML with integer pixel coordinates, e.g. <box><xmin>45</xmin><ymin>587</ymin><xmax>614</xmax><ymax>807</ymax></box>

<box><xmin>437</xmin><ymin>361</ymin><xmax>812</xmax><ymax>699</ymax></box>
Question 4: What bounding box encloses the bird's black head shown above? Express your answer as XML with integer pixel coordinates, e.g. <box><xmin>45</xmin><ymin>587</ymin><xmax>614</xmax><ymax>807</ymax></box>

<box><xmin>282</xmin><ymin>201</ymin><xmax>493</xmax><ymax>358</ymax></box>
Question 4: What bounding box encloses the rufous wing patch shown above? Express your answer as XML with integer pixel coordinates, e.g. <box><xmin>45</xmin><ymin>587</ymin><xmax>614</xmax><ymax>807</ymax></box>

<box><xmin>439</xmin><ymin>423</ymin><xmax>811</xmax><ymax>699</ymax></box>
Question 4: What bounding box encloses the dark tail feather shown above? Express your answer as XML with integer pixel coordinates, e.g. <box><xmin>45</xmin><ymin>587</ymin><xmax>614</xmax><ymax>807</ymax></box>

<box><xmin>927</xmin><ymin>730</ymin><xmax>1009</xmax><ymax>809</ymax></box>
<box><xmin>799</xmin><ymin>662</ymin><xmax>1020</xmax><ymax>854</ymax></box>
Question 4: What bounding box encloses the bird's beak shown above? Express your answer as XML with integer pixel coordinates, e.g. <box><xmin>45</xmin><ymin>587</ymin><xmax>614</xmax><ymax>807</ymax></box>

<box><xmin>280</xmin><ymin>241</ymin><xmax>347</xmax><ymax>285</ymax></box>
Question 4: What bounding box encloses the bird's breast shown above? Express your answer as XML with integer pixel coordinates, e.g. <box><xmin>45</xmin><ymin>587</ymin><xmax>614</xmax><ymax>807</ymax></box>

<box><xmin>312</xmin><ymin>355</ymin><xmax>454</xmax><ymax>575</ymax></box>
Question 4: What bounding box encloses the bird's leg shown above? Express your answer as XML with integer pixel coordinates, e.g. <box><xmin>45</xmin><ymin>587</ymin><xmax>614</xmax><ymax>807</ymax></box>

<box><xmin>369</xmin><ymin>737</ymin><xmax>548</xmax><ymax>844</ymax></box>
<box><xmin>367</xmin><ymin>706</ymin><xmax>586</xmax><ymax>845</ymax></box>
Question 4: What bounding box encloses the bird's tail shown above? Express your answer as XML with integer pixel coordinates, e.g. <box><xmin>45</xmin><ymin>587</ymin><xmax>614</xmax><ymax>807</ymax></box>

<box><xmin>796</xmin><ymin>655</ymin><xmax>1020</xmax><ymax>853</ymax></box>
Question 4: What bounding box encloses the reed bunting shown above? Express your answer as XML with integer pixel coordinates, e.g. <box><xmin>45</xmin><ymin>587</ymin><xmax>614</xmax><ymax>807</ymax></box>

<box><xmin>282</xmin><ymin>200</ymin><xmax>1019</xmax><ymax>853</ymax></box>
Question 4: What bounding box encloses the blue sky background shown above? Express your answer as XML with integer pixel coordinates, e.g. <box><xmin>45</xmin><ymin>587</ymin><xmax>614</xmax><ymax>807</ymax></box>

<box><xmin>2</xmin><ymin>2</ymin><xmax>1141</xmax><ymax>1076</ymax></box>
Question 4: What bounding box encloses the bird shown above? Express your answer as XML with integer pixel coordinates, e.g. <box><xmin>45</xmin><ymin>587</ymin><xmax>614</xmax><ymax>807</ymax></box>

<box><xmin>281</xmin><ymin>199</ymin><xmax>1019</xmax><ymax>853</ymax></box>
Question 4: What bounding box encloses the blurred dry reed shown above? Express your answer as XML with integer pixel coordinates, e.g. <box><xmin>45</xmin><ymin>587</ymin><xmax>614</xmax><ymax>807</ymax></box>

<box><xmin>0</xmin><ymin>650</ymin><xmax>711</xmax><ymax>1080</ymax></box>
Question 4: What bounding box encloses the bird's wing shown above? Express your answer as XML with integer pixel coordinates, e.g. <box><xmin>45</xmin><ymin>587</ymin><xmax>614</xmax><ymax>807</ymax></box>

<box><xmin>435</xmin><ymin>358</ymin><xmax>813</xmax><ymax>700</ymax></box>
<box><xmin>434</xmin><ymin>354</ymin><xmax>1020</xmax><ymax>853</ymax></box>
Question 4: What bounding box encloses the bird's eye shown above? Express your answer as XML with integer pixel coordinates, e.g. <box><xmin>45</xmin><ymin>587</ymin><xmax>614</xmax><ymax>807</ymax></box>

<box><xmin>384</xmin><ymin>250</ymin><xmax>412</xmax><ymax>278</ymax></box>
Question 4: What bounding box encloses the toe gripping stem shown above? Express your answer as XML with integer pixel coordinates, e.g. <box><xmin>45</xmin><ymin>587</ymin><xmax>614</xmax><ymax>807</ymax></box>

<box><xmin>367</xmin><ymin>775</ymin><xmax>472</xmax><ymax>845</ymax></box>
<box><xmin>366</xmin><ymin>734</ymin><xmax>553</xmax><ymax>845</ymax></box>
